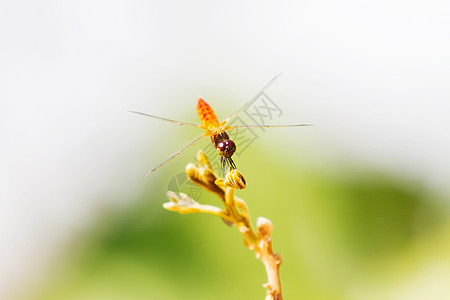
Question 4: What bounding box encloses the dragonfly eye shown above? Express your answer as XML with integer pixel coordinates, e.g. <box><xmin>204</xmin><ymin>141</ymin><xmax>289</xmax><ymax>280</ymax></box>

<box><xmin>217</xmin><ymin>140</ymin><xmax>236</xmax><ymax>158</ymax></box>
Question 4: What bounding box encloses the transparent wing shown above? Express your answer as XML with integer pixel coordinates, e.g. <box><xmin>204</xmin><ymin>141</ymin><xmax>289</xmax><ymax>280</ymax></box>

<box><xmin>143</xmin><ymin>133</ymin><xmax>208</xmax><ymax>177</ymax></box>
<box><xmin>129</xmin><ymin>110</ymin><xmax>204</xmax><ymax>128</ymax></box>
<box><xmin>223</xmin><ymin>73</ymin><xmax>282</xmax><ymax>124</ymax></box>
<box><xmin>226</xmin><ymin>124</ymin><xmax>313</xmax><ymax>130</ymax></box>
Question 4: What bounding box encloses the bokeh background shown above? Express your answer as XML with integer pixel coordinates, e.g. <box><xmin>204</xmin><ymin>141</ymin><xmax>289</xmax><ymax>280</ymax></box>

<box><xmin>2</xmin><ymin>1</ymin><xmax>450</xmax><ymax>299</ymax></box>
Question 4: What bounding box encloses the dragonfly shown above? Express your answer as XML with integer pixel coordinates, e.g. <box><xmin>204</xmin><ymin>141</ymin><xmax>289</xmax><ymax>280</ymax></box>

<box><xmin>130</xmin><ymin>75</ymin><xmax>311</xmax><ymax>177</ymax></box>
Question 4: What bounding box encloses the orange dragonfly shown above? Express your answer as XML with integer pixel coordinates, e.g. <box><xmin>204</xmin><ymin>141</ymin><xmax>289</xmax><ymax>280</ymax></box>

<box><xmin>130</xmin><ymin>75</ymin><xmax>311</xmax><ymax>177</ymax></box>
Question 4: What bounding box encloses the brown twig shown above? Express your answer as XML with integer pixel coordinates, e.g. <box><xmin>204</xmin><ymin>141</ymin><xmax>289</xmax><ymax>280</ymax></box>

<box><xmin>163</xmin><ymin>151</ymin><xmax>283</xmax><ymax>299</ymax></box>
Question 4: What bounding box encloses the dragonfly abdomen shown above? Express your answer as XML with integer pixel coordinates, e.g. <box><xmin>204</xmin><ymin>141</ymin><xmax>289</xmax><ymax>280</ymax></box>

<box><xmin>197</xmin><ymin>98</ymin><xmax>219</xmax><ymax>129</ymax></box>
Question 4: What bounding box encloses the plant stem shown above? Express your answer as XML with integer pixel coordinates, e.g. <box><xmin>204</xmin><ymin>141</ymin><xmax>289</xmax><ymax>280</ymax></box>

<box><xmin>165</xmin><ymin>151</ymin><xmax>284</xmax><ymax>299</ymax></box>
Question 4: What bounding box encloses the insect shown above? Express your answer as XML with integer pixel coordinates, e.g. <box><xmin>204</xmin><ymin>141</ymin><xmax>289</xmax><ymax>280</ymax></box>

<box><xmin>130</xmin><ymin>75</ymin><xmax>311</xmax><ymax>177</ymax></box>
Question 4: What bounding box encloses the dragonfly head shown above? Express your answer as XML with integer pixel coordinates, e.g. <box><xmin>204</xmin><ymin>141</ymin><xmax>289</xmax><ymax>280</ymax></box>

<box><xmin>217</xmin><ymin>139</ymin><xmax>236</xmax><ymax>158</ymax></box>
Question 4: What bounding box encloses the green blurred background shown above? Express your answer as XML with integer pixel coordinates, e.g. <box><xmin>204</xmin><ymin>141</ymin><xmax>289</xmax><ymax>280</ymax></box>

<box><xmin>19</xmin><ymin>136</ymin><xmax>450</xmax><ymax>300</ymax></box>
<box><xmin>2</xmin><ymin>1</ymin><xmax>450</xmax><ymax>299</ymax></box>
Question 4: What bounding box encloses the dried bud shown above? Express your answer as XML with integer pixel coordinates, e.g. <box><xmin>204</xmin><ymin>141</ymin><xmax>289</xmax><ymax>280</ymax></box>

<box><xmin>166</xmin><ymin>191</ymin><xmax>197</xmax><ymax>207</ymax></box>
<box><xmin>223</xmin><ymin>169</ymin><xmax>246</xmax><ymax>190</ymax></box>
<box><xmin>185</xmin><ymin>163</ymin><xmax>199</xmax><ymax>179</ymax></box>
<box><xmin>167</xmin><ymin>191</ymin><xmax>181</xmax><ymax>204</ymax></box>
<box><xmin>257</xmin><ymin>217</ymin><xmax>273</xmax><ymax>239</ymax></box>
<box><xmin>196</xmin><ymin>150</ymin><xmax>214</xmax><ymax>171</ymax></box>
<box><xmin>201</xmin><ymin>168</ymin><xmax>218</xmax><ymax>185</ymax></box>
